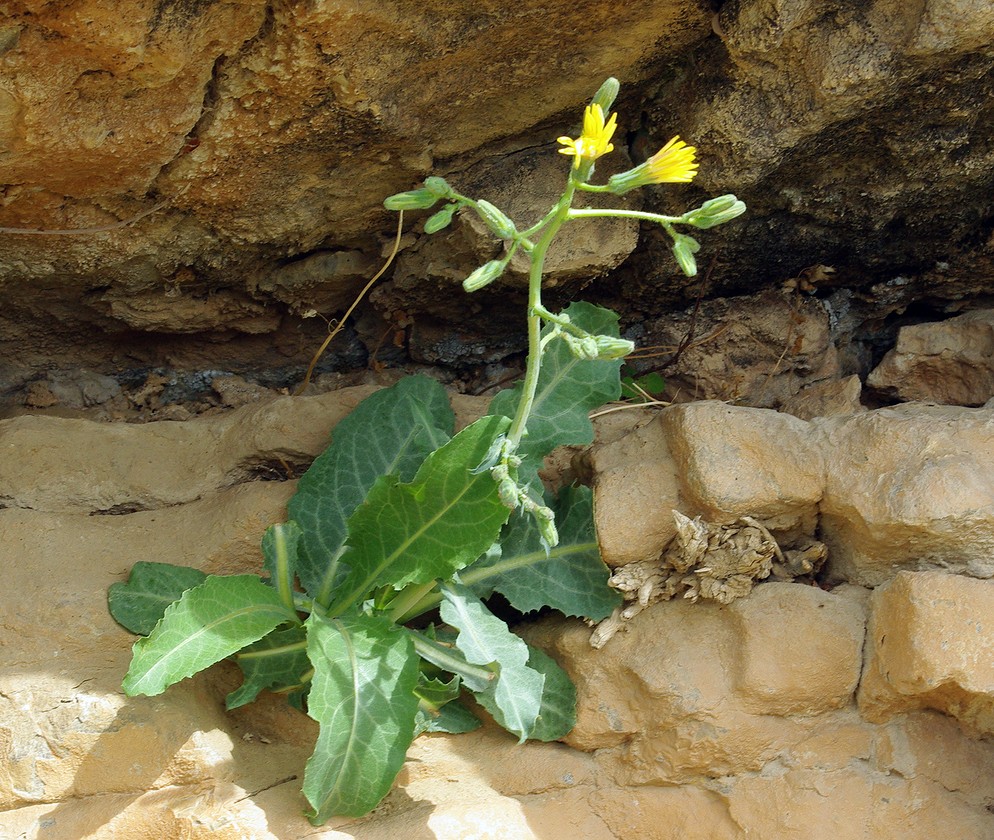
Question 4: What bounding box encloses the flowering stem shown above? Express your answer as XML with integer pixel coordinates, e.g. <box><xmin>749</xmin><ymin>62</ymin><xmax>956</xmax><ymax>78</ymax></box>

<box><xmin>567</xmin><ymin>207</ymin><xmax>684</xmax><ymax>225</ymax></box>
<box><xmin>506</xmin><ymin>180</ymin><xmax>577</xmax><ymax>451</ymax></box>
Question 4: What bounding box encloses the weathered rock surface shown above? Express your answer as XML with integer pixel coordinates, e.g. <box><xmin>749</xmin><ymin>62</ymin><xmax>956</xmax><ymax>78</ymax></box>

<box><xmin>5</xmin><ymin>391</ymin><xmax>994</xmax><ymax>837</ymax></box>
<box><xmin>816</xmin><ymin>404</ymin><xmax>994</xmax><ymax>584</ymax></box>
<box><xmin>867</xmin><ymin>309</ymin><xmax>994</xmax><ymax>406</ymax></box>
<box><xmin>3</xmin><ymin>0</ymin><xmax>994</xmax><ymax>399</ymax></box>
<box><xmin>860</xmin><ymin>570</ymin><xmax>994</xmax><ymax>733</ymax></box>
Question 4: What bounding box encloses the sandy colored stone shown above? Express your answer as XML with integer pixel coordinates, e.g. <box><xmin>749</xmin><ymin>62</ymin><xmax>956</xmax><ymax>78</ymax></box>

<box><xmin>589</xmin><ymin>786</ymin><xmax>742</xmax><ymax>840</ymax></box>
<box><xmin>661</xmin><ymin>400</ymin><xmax>824</xmax><ymax>532</ymax></box>
<box><xmin>726</xmin><ymin>767</ymin><xmax>994</xmax><ymax>840</ymax></box>
<box><xmin>590</xmin><ymin>414</ymin><xmax>684</xmax><ymax>566</ymax></box>
<box><xmin>523</xmin><ymin>587</ymin><xmax>860</xmax><ymax>781</ymax></box>
<box><xmin>728</xmin><ymin>583</ymin><xmax>865</xmax><ymax>715</ymax></box>
<box><xmin>782</xmin><ymin>374</ymin><xmax>864</xmax><ymax>420</ymax></box>
<box><xmin>868</xmin><ymin>309</ymin><xmax>994</xmax><ymax>405</ymax></box>
<box><xmin>859</xmin><ymin>571</ymin><xmax>994</xmax><ymax>733</ymax></box>
<box><xmin>816</xmin><ymin>405</ymin><xmax>994</xmax><ymax>584</ymax></box>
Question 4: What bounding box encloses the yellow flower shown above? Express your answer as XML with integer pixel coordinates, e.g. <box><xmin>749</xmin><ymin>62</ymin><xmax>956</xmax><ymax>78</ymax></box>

<box><xmin>557</xmin><ymin>104</ymin><xmax>618</xmax><ymax>169</ymax></box>
<box><xmin>644</xmin><ymin>136</ymin><xmax>698</xmax><ymax>184</ymax></box>
<box><xmin>606</xmin><ymin>135</ymin><xmax>699</xmax><ymax>195</ymax></box>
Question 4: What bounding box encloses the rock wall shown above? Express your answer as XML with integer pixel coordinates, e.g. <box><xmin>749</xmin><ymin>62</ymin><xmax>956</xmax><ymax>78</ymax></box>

<box><xmin>3</xmin><ymin>387</ymin><xmax>994</xmax><ymax>838</ymax></box>
<box><xmin>2</xmin><ymin>0</ymin><xmax>993</xmax><ymax>399</ymax></box>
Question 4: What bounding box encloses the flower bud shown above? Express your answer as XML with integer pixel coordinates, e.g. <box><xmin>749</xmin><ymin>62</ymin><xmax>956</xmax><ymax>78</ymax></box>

<box><xmin>685</xmin><ymin>194</ymin><xmax>746</xmax><ymax>229</ymax></box>
<box><xmin>590</xmin><ymin>77</ymin><xmax>620</xmax><ymax>114</ymax></box>
<box><xmin>592</xmin><ymin>335</ymin><xmax>636</xmax><ymax>360</ymax></box>
<box><xmin>672</xmin><ymin>233</ymin><xmax>700</xmax><ymax>277</ymax></box>
<box><xmin>424</xmin><ymin>176</ymin><xmax>453</xmax><ymax>198</ymax></box>
<box><xmin>462</xmin><ymin>259</ymin><xmax>504</xmax><ymax>293</ymax></box>
<box><xmin>566</xmin><ymin>334</ymin><xmax>600</xmax><ymax>360</ymax></box>
<box><xmin>424</xmin><ymin>204</ymin><xmax>458</xmax><ymax>234</ymax></box>
<box><xmin>383</xmin><ymin>188</ymin><xmax>440</xmax><ymax>211</ymax></box>
<box><xmin>534</xmin><ymin>506</ymin><xmax>559</xmax><ymax>548</ymax></box>
<box><xmin>497</xmin><ymin>478</ymin><xmax>521</xmax><ymax>509</ymax></box>
<box><xmin>475</xmin><ymin>200</ymin><xmax>517</xmax><ymax>239</ymax></box>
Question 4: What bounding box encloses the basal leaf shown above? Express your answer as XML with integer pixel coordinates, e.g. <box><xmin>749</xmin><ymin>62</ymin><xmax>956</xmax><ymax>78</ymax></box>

<box><xmin>328</xmin><ymin>415</ymin><xmax>511</xmax><ymax>612</ymax></box>
<box><xmin>227</xmin><ymin>625</ymin><xmax>310</xmax><ymax>710</ymax></box>
<box><xmin>525</xmin><ymin>644</ymin><xmax>577</xmax><ymax>742</ymax></box>
<box><xmin>439</xmin><ymin>581</ymin><xmax>543</xmax><ymax>742</ymax></box>
<box><xmin>303</xmin><ymin>612</ymin><xmax>419</xmax><ymax>822</ymax></box>
<box><xmin>108</xmin><ymin>562</ymin><xmax>208</xmax><ymax>636</ymax></box>
<box><xmin>465</xmin><ymin>486</ymin><xmax>621</xmax><ymax>620</ymax></box>
<box><xmin>488</xmin><ymin>301</ymin><xmax>623</xmax><ymax>485</ymax></box>
<box><xmin>122</xmin><ymin>575</ymin><xmax>297</xmax><ymax>697</ymax></box>
<box><xmin>288</xmin><ymin>376</ymin><xmax>454</xmax><ymax>605</ymax></box>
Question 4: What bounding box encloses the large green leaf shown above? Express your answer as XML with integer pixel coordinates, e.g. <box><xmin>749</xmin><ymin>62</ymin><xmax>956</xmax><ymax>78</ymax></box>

<box><xmin>303</xmin><ymin>612</ymin><xmax>419</xmax><ymax>822</ymax></box>
<box><xmin>328</xmin><ymin>415</ymin><xmax>511</xmax><ymax>612</ymax></box>
<box><xmin>525</xmin><ymin>644</ymin><xmax>577</xmax><ymax>742</ymax></box>
<box><xmin>227</xmin><ymin>625</ymin><xmax>310</xmax><ymax>710</ymax></box>
<box><xmin>108</xmin><ymin>562</ymin><xmax>208</xmax><ymax>636</ymax></box>
<box><xmin>488</xmin><ymin>301</ymin><xmax>623</xmax><ymax>485</ymax></box>
<box><xmin>288</xmin><ymin>376</ymin><xmax>454</xmax><ymax>605</ymax></box>
<box><xmin>439</xmin><ymin>581</ymin><xmax>543</xmax><ymax>742</ymax></box>
<box><xmin>465</xmin><ymin>486</ymin><xmax>621</xmax><ymax>620</ymax></box>
<box><xmin>122</xmin><ymin>575</ymin><xmax>297</xmax><ymax>697</ymax></box>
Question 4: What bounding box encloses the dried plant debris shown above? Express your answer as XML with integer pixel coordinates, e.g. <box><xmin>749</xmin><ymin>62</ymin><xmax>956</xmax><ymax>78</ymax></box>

<box><xmin>590</xmin><ymin>511</ymin><xmax>827</xmax><ymax>647</ymax></box>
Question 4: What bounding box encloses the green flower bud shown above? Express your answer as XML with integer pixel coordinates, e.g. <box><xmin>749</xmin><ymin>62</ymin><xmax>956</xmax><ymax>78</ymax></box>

<box><xmin>672</xmin><ymin>233</ymin><xmax>700</xmax><ymax>277</ymax></box>
<box><xmin>383</xmin><ymin>188</ymin><xmax>440</xmax><ymax>211</ymax></box>
<box><xmin>424</xmin><ymin>204</ymin><xmax>458</xmax><ymax>234</ymax></box>
<box><xmin>424</xmin><ymin>176</ymin><xmax>453</xmax><ymax>198</ymax></box>
<box><xmin>592</xmin><ymin>334</ymin><xmax>636</xmax><ymax>360</ymax></box>
<box><xmin>497</xmin><ymin>478</ymin><xmax>520</xmax><ymax>509</ymax></box>
<box><xmin>534</xmin><ymin>506</ymin><xmax>559</xmax><ymax>548</ymax></box>
<box><xmin>685</xmin><ymin>194</ymin><xmax>747</xmax><ymax>229</ymax></box>
<box><xmin>566</xmin><ymin>334</ymin><xmax>599</xmax><ymax>361</ymax></box>
<box><xmin>475</xmin><ymin>200</ymin><xmax>517</xmax><ymax>239</ymax></box>
<box><xmin>591</xmin><ymin>77</ymin><xmax>620</xmax><ymax>115</ymax></box>
<box><xmin>462</xmin><ymin>259</ymin><xmax>504</xmax><ymax>293</ymax></box>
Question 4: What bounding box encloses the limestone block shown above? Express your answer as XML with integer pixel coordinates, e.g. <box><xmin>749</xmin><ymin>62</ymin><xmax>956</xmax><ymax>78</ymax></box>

<box><xmin>660</xmin><ymin>401</ymin><xmax>824</xmax><ymax>531</ymax></box>
<box><xmin>522</xmin><ymin>584</ymin><xmax>865</xmax><ymax>781</ymax></box>
<box><xmin>859</xmin><ymin>571</ymin><xmax>994</xmax><ymax>733</ymax></box>
<box><xmin>0</xmin><ymin>386</ymin><xmax>489</xmax><ymax>514</ymax></box>
<box><xmin>728</xmin><ymin>583</ymin><xmax>865</xmax><ymax>715</ymax></box>
<box><xmin>816</xmin><ymin>405</ymin><xmax>994</xmax><ymax>584</ymax></box>
<box><xmin>782</xmin><ymin>374</ymin><xmax>864</xmax><ymax>420</ymax></box>
<box><xmin>590</xmin><ymin>414</ymin><xmax>684</xmax><ymax>566</ymax></box>
<box><xmin>867</xmin><ymin>309</ymin><xmax>994</xmax><ymax>405</ymax></box>
<box><xmin>726</xmin><ymin>767</ymin><xmax>994</xmax><ymax>840</ymax></box>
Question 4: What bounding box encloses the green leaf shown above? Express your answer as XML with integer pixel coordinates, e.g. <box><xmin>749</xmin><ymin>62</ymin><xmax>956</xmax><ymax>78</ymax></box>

<box><xmin>303</xmin><ymin>612</ymin><xmax>419</xmax><ymax>822</ymax></box>
<box><xmin>329</xmin><ymin>415</ymin><xmax>512</xmax><ymax>612</ymax></box>
<box><xmin>488</xmin><ymin>301</ymin><xmax>623</xmax><ymax>486</ymax></box>
<box><xmin>227</xmin><ymin>625</ymin><xmax>310</xmax><ymax>710</ymax></box>
<box><xmin>415</xmin><ymin>699</ymin><xmax>482</xmax><ymax>736</ymax></box>
<box><xmin>261</xmin><ymin>521</ymin><xmax>301</xmax><ymax>613</ymax></box>
<box><xmin>439</xmin><ymin>581</ymin><xmax>543</xmax><ymax>742</ymax></box>
<box><xmin>466</xmin><ymin>486</ymin><xmax>621</xmax><ymax>621</ymax></box>
<box><xmin>288</xmin><ymin>376</ymin><xmax>453</xmax><ymax>605</ymax></box>
<box><xmin>412</xmin><ymin>673</ymin><xmax>481</xmax><ymax>736</ymax></box>
<box><xmin>108</xmin><ymin>562</ymin><xmax>208</xmax><ymax>636</ymax></box>
<box><xmin>525</xmin><ymin>645</ymin><xmax>577</xmax><ymax>742</ymax></box>
<box><xmin>122</xmin><ymin>575</ymin><xmax>297</xmax><ymax>697</ymax></box>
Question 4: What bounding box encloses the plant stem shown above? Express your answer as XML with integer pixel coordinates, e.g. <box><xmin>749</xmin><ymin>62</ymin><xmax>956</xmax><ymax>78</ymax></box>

<box><xmin>567</xmin><ymin>207</ymin><xmax>684</xmax><ymax>224</ymax></box>
<box><xmin>506</xmin><ymin>180</ymin><xmax>577</xmax><ymax>451</ymax></box>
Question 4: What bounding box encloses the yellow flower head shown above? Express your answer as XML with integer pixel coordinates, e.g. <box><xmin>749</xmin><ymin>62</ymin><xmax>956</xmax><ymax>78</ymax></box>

<box><xmin>557</xmin><ymin>104</ymin><xmax>618</xmax><ymax>169</ymax></box>
<box><xmin>645</xmin><ymin>136</ymin><xmax>699</xmax><ymax>184</ymax></box>
<box><xmin>606</xmin><ymin>135</ymin><xmax>699</xmax><ymax>195</ymax></box>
